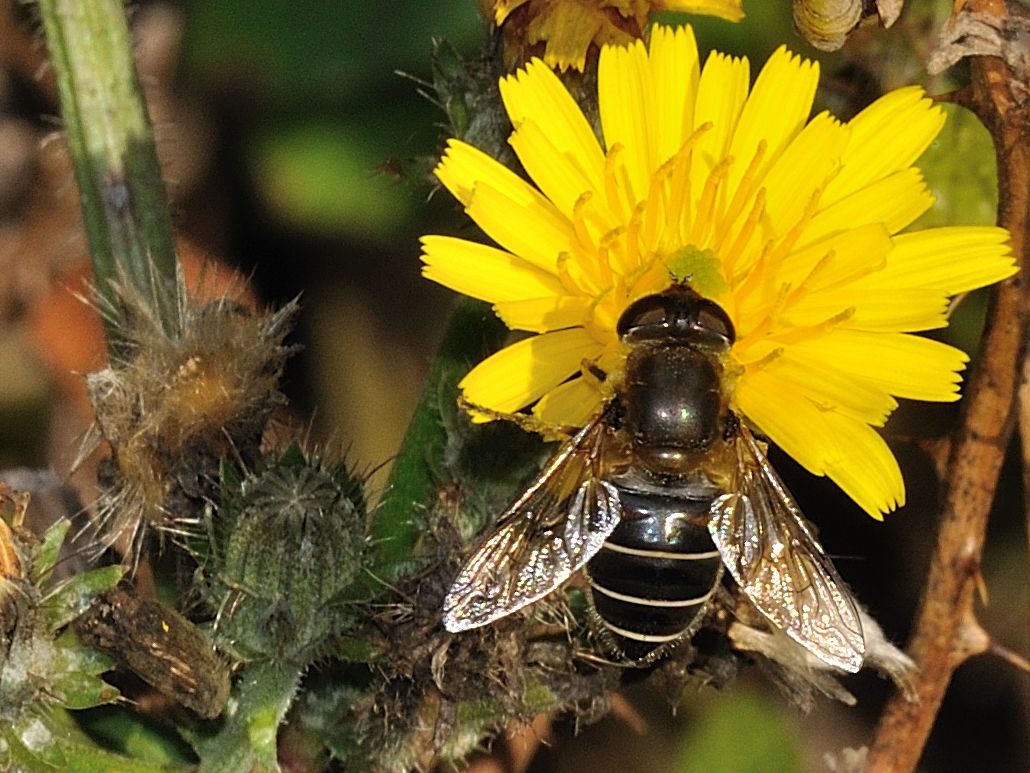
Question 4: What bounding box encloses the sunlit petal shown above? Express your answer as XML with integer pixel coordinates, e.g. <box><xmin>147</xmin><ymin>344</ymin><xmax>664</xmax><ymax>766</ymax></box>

<box><xmin>424</xmin><ymin>25</ymin><xmax>1016</xmax><ymax>517</ymax></box>
<box><xmin>460</xmin><ymin>329</ymin><xmax>603</xmax><ymax>415</ymax></box>
<box><xmin>420</xmin><ymin>236</ymin><xmax>564</xmax><ymax>302</ymax></box>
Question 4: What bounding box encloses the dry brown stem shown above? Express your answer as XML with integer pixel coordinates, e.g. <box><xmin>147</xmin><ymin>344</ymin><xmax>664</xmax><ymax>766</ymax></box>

<box><xmin>865</xmin><ymin>1</ymin><xmax>1030</xmax><ymax>770</ymax></box>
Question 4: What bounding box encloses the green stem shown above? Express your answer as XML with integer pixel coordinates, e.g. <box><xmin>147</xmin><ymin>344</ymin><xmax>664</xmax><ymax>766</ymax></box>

<box><xmin>370</xmin><ymin>298</ymin><xmax>507</xmax><ymax>579</ymax></box>
<box><xmin>192</xmin><ymin>660</ymin><xmax>303</xmax><ymax>773</ymax></box>
<box><xmin>38</xmin><ymin>0</ymin><xmax>181</xmax><ymax>357</ymax></box>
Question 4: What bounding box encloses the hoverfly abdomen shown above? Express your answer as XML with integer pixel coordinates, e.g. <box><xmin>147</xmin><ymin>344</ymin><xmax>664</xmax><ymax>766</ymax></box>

<box><xmin>587</xmin><ymin>475</ymin><xmax>723</xmax><ymax>662</ymax></box>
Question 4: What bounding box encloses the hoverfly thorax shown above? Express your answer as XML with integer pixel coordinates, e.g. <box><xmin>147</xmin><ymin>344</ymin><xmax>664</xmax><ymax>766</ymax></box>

<box><xmin>616</xmin><ymin>285</ymin><xmax>735</xmax><ymax>470</ymax></box>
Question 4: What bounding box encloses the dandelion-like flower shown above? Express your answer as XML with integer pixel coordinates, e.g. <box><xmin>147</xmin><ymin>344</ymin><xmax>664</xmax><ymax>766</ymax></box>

<box><xmin>421</xmin><ymin>26</ymin><xmax>1016</xmax><ymax>517</ymax></box>
<box><xmin>490</xmin><ymin>0</ymin><xmax>743</xmax><ymax>71</ymax></box>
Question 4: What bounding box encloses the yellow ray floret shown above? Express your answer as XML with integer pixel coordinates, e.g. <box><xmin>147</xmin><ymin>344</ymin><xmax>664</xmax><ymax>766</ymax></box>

<box><xmin>491</xmin><ymin>0</ymin><xmax>743</xmax><ymax>72</ymax></box>
<box><xmin>421</xmin><ymin>25</ymin><xmax>1017</xmax><ymax>517</ymax></box>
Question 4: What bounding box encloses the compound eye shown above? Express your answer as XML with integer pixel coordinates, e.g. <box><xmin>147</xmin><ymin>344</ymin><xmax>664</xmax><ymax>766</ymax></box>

<box><xmin>697</xmin><ymin>303</ymin><xmax>735</xmax><ymax>343</ymax></box>
<box><xmin>616</xmin><ymin>296</ymin><xmax>670</xmax><ymax>337</ymax></box>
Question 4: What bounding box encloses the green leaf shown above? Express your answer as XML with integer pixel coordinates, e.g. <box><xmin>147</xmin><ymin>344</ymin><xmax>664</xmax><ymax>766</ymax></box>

<box><xmin>677</xmin><ymin>691</ymin><xmax>803</xmax><ymax>773</ymax></box>
<box><xmin>55</xmin><ymin>629</ymin><xmax>116</xmax><ymax>676</ymax></box>
<box><xmin>31</xmin><ymin>519</ymin><xmax>71</xmax><ymax>583</ymax></box>
<box><xmin>4</xmin><ymin>709</ymin><xmax>177</xmax><ymax>772</ymax></box>
<box><xmin>49</xmin><ymin>631</ymin><xmax>120</xmax><ymax>710</ymax></box>
<box><xmin>40</xmin><ymin>565</ymin><xmax>124</xmax><ymax>631</ymax></box>
<box><xmin>76</xmin><ymin>705</ymin><xmax>198</xmax><ymax>768</ymax></box>
<box><xmin>914</xmin><ymin>102</ymin><xmax>998</xmax><ymax>229</ymax></box>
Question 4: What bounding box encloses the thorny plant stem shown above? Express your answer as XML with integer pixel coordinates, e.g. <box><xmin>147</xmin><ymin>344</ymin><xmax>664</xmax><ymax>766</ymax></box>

<box><xmin>866</xmin><ymin>1</ymin><xmax>1030</xmax><ymax>770</ymax></box>
<box><xmin>38</xmin><ymin>0</ymin><xmax>181</xmax><ymax>358</ymax></box>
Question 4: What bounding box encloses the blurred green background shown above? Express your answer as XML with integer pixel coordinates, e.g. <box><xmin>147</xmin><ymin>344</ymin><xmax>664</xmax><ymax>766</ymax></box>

<box><xmin>0</xmin><ymin>0</ymin><xmax>1024</xmax><ymax>770</ymax></box>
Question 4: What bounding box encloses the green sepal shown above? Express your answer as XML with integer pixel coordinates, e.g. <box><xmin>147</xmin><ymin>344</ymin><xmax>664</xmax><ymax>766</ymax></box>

<box><xmin>40</xmin><ymin>565</ymin><xmax>124</xmax><ymax>631</ymax></box>
<box><xmin>48</xmin><ymin>631</ymin><xmax>120</xmax><ymax>710</ymax></box>
<box><xmin>31</xmin><ymin>519</ymin><xmax>71</xmax><ymax>584</ymax></box>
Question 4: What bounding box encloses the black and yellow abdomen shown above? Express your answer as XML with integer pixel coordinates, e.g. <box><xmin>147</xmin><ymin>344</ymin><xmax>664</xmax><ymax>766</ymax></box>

<box><xmin>586</xmin><ymin>476</ymin><xmax>724</xmax><ymax>663</ymax></box>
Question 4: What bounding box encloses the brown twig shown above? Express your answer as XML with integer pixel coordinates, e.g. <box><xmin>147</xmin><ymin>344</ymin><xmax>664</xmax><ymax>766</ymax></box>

<box><xmin>865</xmin><ymin>1</ymin><xmax>1030</xmax><ymax>771</ymax></box>
<box><xmin>1023</xmin><ymin>352</ymin><xmax>1030</xmax><ymax>588</ymax></box>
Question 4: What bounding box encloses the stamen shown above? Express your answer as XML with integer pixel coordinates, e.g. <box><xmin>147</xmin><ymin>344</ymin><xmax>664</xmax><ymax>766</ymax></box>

<box><xmin>556</xmin><ymin>252</ymin><xmax>585</xmax><ymax>296</ymax></box>
<box><xmin>725</xmin><ymin>188</ymin><xmax>766</xmax><ymax>283</ymax></box>
<box><xmin>689</xmin><ymin>157</ymin><xmax>731</xmax><ymax>248</ymax></box>
<box><xmin>715</xmin><ymin>140</ymin><xmax>767</xmax><ymax>247</ymax></box>
<box><xmin>599</xmin><ymin>227</ymin><xmax>626</xmax><ymax>288</ymax></box>
<box><xmin>604</xmin><ymin>144</ymin><xmax>628</xmax><ymax>219</ymax></box>
<box><xmin>642</xmin><ymin>166</ymin><xmax>668</xmax><ymax>251</ymax></box>
<box><xmin>752</xmin><ymin>185</ymin><xmax>826</xmax><ymax>308</ymax></box>
<box><xmin>625</xmin><ymin>203</ymin><xmax>646</xmax><ymax>272</ymax></box>
<box><xmin>571</xmin><ymin>192</ymin><xmax>596</xmax><ymax>248</ymax></box>
<box><xmin>745</xmin><ymin>346</ymin><xmax>785</xmax><ymax>371</ymax></box>
<box><xmin>782</xmin><ymin>248</ymin><xmax>836</xmax><ymax>307</ymax></box>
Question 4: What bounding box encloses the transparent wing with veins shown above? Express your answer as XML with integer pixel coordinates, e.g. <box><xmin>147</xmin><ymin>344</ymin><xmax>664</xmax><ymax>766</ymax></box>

<box><xmin>443</xmin><ymin>413</ymin><xmax>622</xmax><ymax>632</ymax></box>
<box><xmin>709</xmin><ymin>424</ymin><xmax>866</xmax><ymax>672</ymax></box>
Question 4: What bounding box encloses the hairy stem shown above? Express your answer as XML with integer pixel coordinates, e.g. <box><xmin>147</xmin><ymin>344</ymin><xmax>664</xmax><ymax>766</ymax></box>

<box><xmin>866</xmin><ymin>2</ymin><xmax>1030</xmax><ymax>769</ymax></box>
<box><xmin>38</xmin><ymin>0</ymin><xmax>181</xmax><ymax>357</ymax></box>
<box><xmin>191</xmin><ymin>660</ymin><xmax>303</xmax><ymax>773</ymax></box>
<box><xmin>370</xmin><ymin>298</ymin><xmax>507</xmax><ymax>581</ymax></box>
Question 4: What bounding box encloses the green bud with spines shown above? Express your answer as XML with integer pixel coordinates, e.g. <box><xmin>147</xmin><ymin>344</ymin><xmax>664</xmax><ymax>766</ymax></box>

<box><xmin>198</xmin><ymin>445</ymin><xmax>367</xmax><ymax>664</ymax></box>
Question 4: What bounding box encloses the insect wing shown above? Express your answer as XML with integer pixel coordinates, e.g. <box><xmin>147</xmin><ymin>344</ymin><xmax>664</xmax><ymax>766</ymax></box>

<box><xmin>443</xmin><ymin>414</ymin><xmax>621</xmax><ymax>632</ymax></box>
<box><xmin>709</xmin><ymin>425</ymin><xmax>865</xmax><ymax>672</ymax></box>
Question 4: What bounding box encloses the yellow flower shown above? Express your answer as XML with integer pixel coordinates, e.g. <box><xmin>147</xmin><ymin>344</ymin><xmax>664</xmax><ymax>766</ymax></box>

<box><xmin>491</xmin><ymin>0</ymin><xmax>744</xmax><ymax>71</ymax></box>
<box><xmin>420</xmin><ymin>26</ymin><xmax>1016</xmax><ymax>518</ymax></box>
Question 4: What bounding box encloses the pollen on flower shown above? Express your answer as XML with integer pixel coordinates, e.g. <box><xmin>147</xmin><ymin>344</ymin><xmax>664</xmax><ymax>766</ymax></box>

<box><xmin>421</xmin><ymin>25</ymin><xmax>1016</xmax><ymax>516</ymax></box>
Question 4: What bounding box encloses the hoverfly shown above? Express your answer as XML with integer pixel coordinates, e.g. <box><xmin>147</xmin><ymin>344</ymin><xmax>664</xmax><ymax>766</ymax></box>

<box><xmin>443</xmin><ymin>284</ymin><xmax>865</xmax><ymax>671</ymax></box>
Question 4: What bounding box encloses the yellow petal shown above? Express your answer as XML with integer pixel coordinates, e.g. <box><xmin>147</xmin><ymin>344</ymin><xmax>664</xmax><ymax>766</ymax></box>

<box><xmin>532</xmin><ymin>376</ymin><xmax>603</xmax><ymax>426</ymax></box>
<box><xmin>459</xmin><ymin>329</ymin><xmax>603</xmax><ymax>414</ymax></box>
<box><xmin>762</xmin><ymin>112</ymin><xmax>850</xmax><ymax>232</ymax></box>
<box><xmin>509</xmin><ymin>119</ymin><xmax>604</xmax><ymax>218</ymax></box>
<box><xmin>500</xmin><ymin>59</ymin><xmax>605</xmax><ymax>184</ymax></box>
<box><xmin>803</xmin><ymin>168</ymin><xmax>934</xmax><ymax>242</ymax></box>
<box><xmin>790</xmin><ymin>330</ymin><xmax>967</xmax><ymax>402</ymax></box>
<box><xmin>692</xmin><ymin>51</ymin><xmax>750</xmax><ymax>201</ymax></box>
<box><xmin>649</xmin><ymin>25</ymin><xmax>701</xmax><ymax>164</ymax></box>
<box><xmin>436</xmin><ymin>139</ymin><xmax>542</xmax><ymax>208</ymax></box>
<box><xmin>465</xmin><ymin>182</ymin><xmax>575</xmax><ymax>271</ymax></box>
<box><xmin>599</xmin><ymin>38</ymin><xmax>657</xmax><ymax>202</ymax></box>
<box><xmin>762</xmin><ymin>352</ymin><xmax>898</xmax><ymax>425</ymax></box>
<box><xmin>534</xmin><ymin>3</ymin><xmax>609</xmax><ymax>72</ymax></box>
<box><xmin>727</xmin><ymin>46</ymin><xmax>819</xmax><ymax>195</ymax></box>
<box><xmin>493</xmin><ymin>0</ymin><xmax>529</xmax><ymax>25</ymax></box>
<box><xmin>420</xmin><ymin>236</ymin><xmax>564</xmax><ymax>303</ymax></box>
<box><xmin>778</xmin><ymin>223</ymin><xmax>892</xmax><ymax>290</ymax></box>
<box><xmin>663</xmin><ymin>0</ymin><xmax>745</xmax><ymax>21</ymax></box>
<box><xmin>820</xmin><ymin>411</ymin><xmax>905</xmax><ymax>517</ymax></box>
<box><xmin>784</xmin><ymin>286</ymin><xmax>948</xmax><ymax>331</ymax></box>
<box><xmin>880</xmin><ymin>226</ymin><xmax>1016</xmax><ymax>293</ymax></box>
<box><xmin>736</xmin><ymin>369</ymin><xmax>903</xmax><ymax>517</ymax></box>
<box><xmin>436</xmin><ymin>141</ymin><xmax>574</xmax><ymax>270</ymax></box>
<box><xmin>494</xmin><ymin>296</ymin><xmax>592</xmax><ymax>332</ymax></box>
<box><xmin>824</xmin><ymin>87</ymin><xmax>945</xmax><ymax>205</ymax></box>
